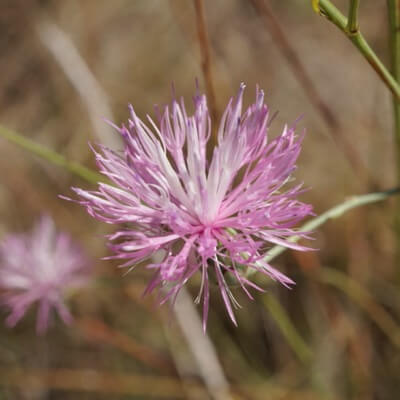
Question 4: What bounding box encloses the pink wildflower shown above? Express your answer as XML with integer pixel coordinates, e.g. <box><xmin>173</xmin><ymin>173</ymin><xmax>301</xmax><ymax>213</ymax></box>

<box><xmin>0</xmin><ymin>216</ymin><xmax>90</xmax><ymax>333</ymax></box>
<box><xmin>70</xmin><ymin>84</ymin><xmax>313</xmax><ymax>328</ymax></box>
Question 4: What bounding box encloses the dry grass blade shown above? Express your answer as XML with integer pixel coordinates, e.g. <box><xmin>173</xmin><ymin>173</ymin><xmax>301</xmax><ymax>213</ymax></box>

<box><xmin>36</xmin><ymin>20</ymin><xmax>121</xmax><ymax>150</ymax></box>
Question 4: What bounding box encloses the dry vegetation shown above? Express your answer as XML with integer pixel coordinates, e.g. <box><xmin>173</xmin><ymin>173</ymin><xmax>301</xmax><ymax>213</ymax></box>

<box><xmin>0</xmin><ymin>0</ymin><xmax>399</xmax><ymax>399</ymax></box>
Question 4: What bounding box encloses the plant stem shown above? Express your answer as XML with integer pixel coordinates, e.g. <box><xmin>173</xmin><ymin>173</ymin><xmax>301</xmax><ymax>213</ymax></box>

<box><xmin>238</xmin><ymin>188</ymin><xmax>399</xmax><ymax>280</ymax></box>
<box><xmin>261</xmin><ymin>187</ymin><xmax>400</xmax><ymax>265</ymax></box>
<box><xmin>193</xmin><ymin>0</ymin><xmax>218</xmax><ymax>148</ymax></box>
<box><xmin>0</xmin><ymin>125</ymin><xmax>103</xmax><ymax>184</ymax></box>
<box><xmin>316</xmin><ymin>0</ymin><xmax>400</xmax><ymax>102</ymax></box>
<box><xmin>347</xmin><ymin>0</ymin><xmax>360</xmax><ymax>34</ymax></box>
<box><xmin>388</xmin><ymin>1</ymin><xmax>400</xmax><ymax>174</ymax></box>
<box><xmin>312</xmin><ymin>0</ymin><xmax>320</xmax><ymax>14</ymax></box>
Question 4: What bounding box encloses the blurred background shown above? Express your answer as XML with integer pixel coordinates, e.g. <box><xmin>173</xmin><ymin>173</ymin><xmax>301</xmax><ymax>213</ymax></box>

<box><xmin>0</xmin><ymin>0</ymin><xmax>399</xmax><ymax>399</ymax></box>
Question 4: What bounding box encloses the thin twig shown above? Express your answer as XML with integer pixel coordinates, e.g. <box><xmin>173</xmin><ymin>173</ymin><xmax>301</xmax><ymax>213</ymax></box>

<box><xmin>36</xmin><ymin>20</ymin><xmax>121</xmax><ymax>150</ymax></box>
<box><xmin>249</xmin><ymin>0</ymin><xmax>369</xmax><ymax>182</ymax></box>
<box><xmin>347</xmin><ymin>0</ymin><xmax>360</xmax><ymax>34</ymax></box>
<box><xmin>314</xmin><ymin>0</ymin><xmax>400</xmax><ymax>102</ymax></box>
<box><xmin>193</xmin><ymin>0</ymin><xmax>218</xmax><ymax>144</ymax></box>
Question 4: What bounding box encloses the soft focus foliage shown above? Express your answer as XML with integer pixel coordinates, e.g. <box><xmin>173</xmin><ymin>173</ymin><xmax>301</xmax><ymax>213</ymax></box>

<box><xmin>0</xmin><ymin>1</ymin><xmax>398</xmax><ymax>400</ymax></box>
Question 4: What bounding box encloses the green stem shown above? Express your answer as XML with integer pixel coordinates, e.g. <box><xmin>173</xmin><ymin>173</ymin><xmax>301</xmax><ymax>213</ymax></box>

<box><xmin>315</xmin><ymin>0</ymin><xmax>400</xmax><ymax>102</ymax></box>
<box><xmin>0</xmin><ymin>125</ymin><xmax>103</xmax><ymax>184</ymax></box>
<box><xmin>261</xmin><ymin>187</ymin><xmax>400</xmax><ymax>265</ymax></box>
<box><xmin>388</xmin><ymin>0</ymin><xmax>400</xmax><ymax>175</ymax></box>
<box><xmin>347</xmin><ymin>0</ymin><xmax>360</xmax><ymax>33</ymax></box>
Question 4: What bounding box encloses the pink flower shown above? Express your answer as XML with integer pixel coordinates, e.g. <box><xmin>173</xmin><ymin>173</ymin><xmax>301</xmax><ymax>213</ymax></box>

<box><xmin>70</xmin><ymin>84</ymin><xmax>313</xmax><ymax>328</ymax></box>
<box><xmin>0</xmin><ymin>216</ymin><xmax>91</xmax><ymax>333</ymax></box>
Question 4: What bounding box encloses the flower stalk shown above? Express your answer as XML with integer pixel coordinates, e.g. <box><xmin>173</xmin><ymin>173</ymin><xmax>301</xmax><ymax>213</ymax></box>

<box><xmin>314</xmin><ymin>0</ymin><xmax>400</xmax><ymax>102</ymax></box>
<box><xmin>347</xmin><ymin>0</ymin><xmax>360</xmax><ymax>34</ymax></box>
<box><xmin>262</xmin><ymin>187</ymin><xmax>400</xmax><ymax>265</ymax></box>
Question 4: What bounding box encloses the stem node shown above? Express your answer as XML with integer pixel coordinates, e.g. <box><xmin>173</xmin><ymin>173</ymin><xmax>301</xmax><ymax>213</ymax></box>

<box><xmin>315</xmin><ymin>0</ymin><xmax>400</xmax><ymax>102</ymax></box>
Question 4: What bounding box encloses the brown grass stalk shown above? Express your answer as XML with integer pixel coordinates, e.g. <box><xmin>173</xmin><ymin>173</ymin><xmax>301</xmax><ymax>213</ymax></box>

<box><xmin>193</xmin><ymin>0</ymin><xmax>219</xmax><ymax>146</ymax></box>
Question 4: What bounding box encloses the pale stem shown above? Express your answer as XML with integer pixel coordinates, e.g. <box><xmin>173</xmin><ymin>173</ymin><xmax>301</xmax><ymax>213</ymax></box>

<box><xmin>262</xmin><ymin>188</ymin><xmax>400</xmax><ymax>265</ymax></box>
<box><xmin>36</xmin><ymin>20</ymin><xmax>121</xmax><ymax>150</ymax></box>
<box><xmin>173</xmin><ymin>288</ymin><xmax>233</xmax><ymax>400</ymax></box>
<box><xmin>0</xmin><ymin>125</ymin><xmax>103</xmax><ymax>184</ymax></box>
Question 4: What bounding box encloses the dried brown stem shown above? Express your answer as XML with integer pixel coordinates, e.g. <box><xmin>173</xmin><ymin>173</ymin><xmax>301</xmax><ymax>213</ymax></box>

<box><xmin>37</xmin><ymin>20</ymin><xmax>121</xmax><ymax>151</ymax></box>
<box><xmin>193</xmin><ymin>0</ymin><xmax>218</xmax><ymax>145</ymax></box>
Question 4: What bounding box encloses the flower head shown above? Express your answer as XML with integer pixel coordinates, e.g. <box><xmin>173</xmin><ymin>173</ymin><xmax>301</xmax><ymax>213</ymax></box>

<box><xmin>0</xmin><ymin>216</ymin><xmax>91</xmax><ymax>333</ymax></box>
<box><xmin>71</xmin><ymin>84</ymin><xmax>313</xmax><ymax>328</ymax></box>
